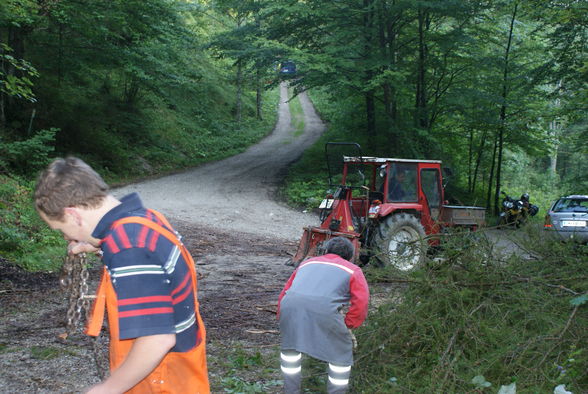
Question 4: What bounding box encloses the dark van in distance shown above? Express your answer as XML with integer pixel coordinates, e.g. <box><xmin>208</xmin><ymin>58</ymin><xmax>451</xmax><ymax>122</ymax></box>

<box><xmin>279</xmin><ymin>61</ymin><xmax>296</xmax><ymax>75</ymax></box>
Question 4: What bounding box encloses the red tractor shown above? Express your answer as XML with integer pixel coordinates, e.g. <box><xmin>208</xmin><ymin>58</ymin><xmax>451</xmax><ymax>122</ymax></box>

<box><xmin>292</xmin><ymin>143</ymin><xmax>486</xmax><ymax>270</ymax></box>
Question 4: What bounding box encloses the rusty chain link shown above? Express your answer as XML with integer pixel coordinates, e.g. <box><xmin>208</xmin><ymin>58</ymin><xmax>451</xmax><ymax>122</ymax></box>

<box><xmin>59</xmin><ymin>253</ymin><xmax>108</xmax><ymax>379</ymax></box>
<box><xmin>60</xmin><ymin>253</ymin><xmax>91</xmax><ymax>332</ymax></box>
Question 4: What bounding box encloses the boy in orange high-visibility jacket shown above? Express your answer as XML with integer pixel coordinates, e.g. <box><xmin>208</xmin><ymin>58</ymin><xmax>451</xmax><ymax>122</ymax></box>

<box><xmin>35</xmin><ymin>157</ymin><xmax>209</xmax><ymax>394</ymax></box>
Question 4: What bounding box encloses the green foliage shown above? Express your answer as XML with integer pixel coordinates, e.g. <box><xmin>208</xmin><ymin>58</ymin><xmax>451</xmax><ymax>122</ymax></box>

<box><xmin>0</xmin><ymin>128</ymin><xmax>57</xmax><ymax>175</ymax></box>
<box><xmin>354</xmin><ymin>228</ymin><xmax>588</xmax><ymax>392</ymax></box>
<box><xmin>220</xmin><ymin>376</ymin><xmax>281</xmax><ymax>394</ymax></box>
<box><xmin>228</xmin><ymin>348</ymin><xmax>263</xmax><ymax>370</ymax></box>
<box><xmin>0</xmin><ymin>175</ymin><xmax>65</xmax><ymax>272</ymax></box>
<box><xmin>208</xmin><ymin>341</ymin><xmax>281</xmax><ymax>394</ymax></box>
<box><xmin>283</xmin><ymin>179</ymin><xmax>327</xmax><ymax>209</ymax></box>
<box><xmin>0</xmin><ymin>43</ymin><xmax>38</xmax><ymax>102</ymax></box>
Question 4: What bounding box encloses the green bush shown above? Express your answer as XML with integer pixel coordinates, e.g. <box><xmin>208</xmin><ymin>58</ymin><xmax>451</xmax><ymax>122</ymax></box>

<box><xmin>0</xmin><ymin>174</ymin><xmax>65</xmax><ymax>272</ymax></box>
<box><xmin>353</xmin><ymin>228</ymin><xmax>587</xmax><ymax>393</ymax></box>
<box><xmin>0</xmin><ymin>128</ymin><xmax>57</xmax><ymax>176</ymax></box>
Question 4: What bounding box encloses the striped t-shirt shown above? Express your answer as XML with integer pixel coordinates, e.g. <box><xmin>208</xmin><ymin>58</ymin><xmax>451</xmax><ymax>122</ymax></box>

<box><xmin>92</xmin><ymin>193</ymin><xmax>200</xmax><ymax>352</ymax></box>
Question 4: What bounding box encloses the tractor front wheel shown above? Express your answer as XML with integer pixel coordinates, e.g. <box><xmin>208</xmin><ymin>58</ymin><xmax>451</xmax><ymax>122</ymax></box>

<box><xmin>373</xmin><ymin>213</ymin><xmax>427</xmax><ymax>271</ymax></box>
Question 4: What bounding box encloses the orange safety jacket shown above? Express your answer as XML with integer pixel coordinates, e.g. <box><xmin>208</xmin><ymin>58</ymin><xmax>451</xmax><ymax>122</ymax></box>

<box><xmin>86</xmin><ymin>211</ymin><xmax>209</xmax><ymax>394</ymax></box>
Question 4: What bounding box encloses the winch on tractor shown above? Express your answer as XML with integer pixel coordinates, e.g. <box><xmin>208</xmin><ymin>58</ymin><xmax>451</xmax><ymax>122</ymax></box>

<box><xmin>291</xmin><ymin>142</ymin><xmax>486</xmax><ymax>270</ymax></box>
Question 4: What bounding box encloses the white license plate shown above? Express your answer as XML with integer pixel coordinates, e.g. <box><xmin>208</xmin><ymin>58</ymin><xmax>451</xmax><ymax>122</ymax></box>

<box><xmin>561</xmin><ymin>220</ymin><xmax>586</xmax><ymax>227</ymax></box>
<box><xmin>319</xmin><ymin>199</ymin><xmax>334</xmax><ymax>209</ymax></box>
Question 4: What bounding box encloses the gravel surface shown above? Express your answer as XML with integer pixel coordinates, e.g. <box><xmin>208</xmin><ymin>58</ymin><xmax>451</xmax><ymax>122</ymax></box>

<box><xmin>112</xmin><ymin>82</ymin><xmax>324</xmax><ymax>241</ymax></box>
<box><xmin>0</xmin><ymin>83</ymin><xmax>325</xmax><ymax>393</ymax></box>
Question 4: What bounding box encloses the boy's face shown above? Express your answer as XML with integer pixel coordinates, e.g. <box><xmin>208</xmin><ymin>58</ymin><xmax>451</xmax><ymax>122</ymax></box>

<box><xmin>39</xmin><ymin>209</ymin><xmax>94</xmax><ymax>244</ymax></box>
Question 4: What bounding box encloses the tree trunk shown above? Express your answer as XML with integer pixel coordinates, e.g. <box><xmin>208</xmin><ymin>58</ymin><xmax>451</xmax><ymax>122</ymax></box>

<box><xmin>378</xmin><ymin>1</ymin><xmax>397</xmax><ymax>126</ymax></box>
<box><xmin>0</xmin><ymin>44</ymin><xmax>5</xmax><ymax>127</ymax></box>
<box><xmin>235</xmin><ymin>57</ymin><xmax>243</xmax><ymax>123</ymax></box>
<box><xmin>363</xmin><ymin>0</ymin><xmax>376</xmax><ymax>141</ymax></box>
<box><xmin>5</xmin><ymin>26</ymin><xmax>25</xmax><ymax>130</ymax></box>
<box><xmin>472</xmin><ymin>129</ymin><xmax>488</xmax><ymax>194</ymax></box>
<box><xmin>255</xmin><ymin>13</ymin><xmax>262</xmax><ymax>121</ymax></box>
<box><xmin>58</xmin><ymin>23</ymin><xmax>63</xmax><ymax>86</ymax></box>
<box><xmin>255</xmin><ymin>63</ymin><xmax>262</xmax><ymax>120</ymax></box>
<box><xmin>548</xmin><ymin>81</ymin><xmax>563</xmax><ymax>175</ymax></box>
<box><xmin>124</xmin><ymin>76</ymin><xmax>140</xmax><ymax>105</ymax></box>
<box><xmin>365</xmin><ymin>90</ymin><xmax>376</xmax><ymax>138</ymax></box>
<box><xmin>549</xmin><ymin>127</ymin><xmax>558</xmax><ymax>174</ymax></box>
<box><xmin>486</xmin><ymin>132</ymin><xmax>498</xmax><ymax>211</ymax></box>
<box><xmin>494</xmin><ymin>1</ymin><xmax>518</xmax><ymax>215</ymax></box>
<box><xmin>415</xmin><ymin>7</ymin><xmax>428</xmax><ymax>129</ymax></box>
<box><xmin>468</xmin><ymin>129</ymin><xmax>473</xmax><ymax>192</ymax></box>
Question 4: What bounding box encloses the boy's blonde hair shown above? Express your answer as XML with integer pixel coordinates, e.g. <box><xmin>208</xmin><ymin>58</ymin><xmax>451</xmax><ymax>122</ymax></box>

<box><xmin>34</xmin><ymin>157</ymin><xmax>109</xmax><ymax>220</ymax></box>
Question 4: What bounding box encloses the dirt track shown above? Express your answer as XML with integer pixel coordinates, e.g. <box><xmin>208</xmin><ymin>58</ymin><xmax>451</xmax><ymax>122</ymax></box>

<box><xmin>0</xmin><ymin>83</ymin><xmax>325</xmax><ymax>393</ymax></box>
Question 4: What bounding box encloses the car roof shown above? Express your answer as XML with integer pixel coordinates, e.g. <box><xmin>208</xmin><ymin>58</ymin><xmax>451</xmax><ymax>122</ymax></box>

<box><xmin>344</xmin><ymin>156</ymin><xmax>442</xmax><ymax>164</ymax></box>
<box><xmin>560</xmin><ymin>195</ymin><xmax>588</xmax><ymax>199</ymax></box>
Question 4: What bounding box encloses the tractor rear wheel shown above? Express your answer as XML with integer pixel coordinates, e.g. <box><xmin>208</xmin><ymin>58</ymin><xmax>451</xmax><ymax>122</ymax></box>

<box><xmin>373</xmin><ymin>213</ymin><xmax>427</xmax><ymax>271</ymax></box>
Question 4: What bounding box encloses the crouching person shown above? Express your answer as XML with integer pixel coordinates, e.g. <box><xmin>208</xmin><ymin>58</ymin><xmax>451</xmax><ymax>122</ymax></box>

<box><xmin>277</xmin><ymin>237</ymin><xmax>370</xmax><ymax>394</ymax></box>
<box><xmin>34</xmin><ymin>157</ymin><xmax>209</xmax><ymax>394</ymax></box>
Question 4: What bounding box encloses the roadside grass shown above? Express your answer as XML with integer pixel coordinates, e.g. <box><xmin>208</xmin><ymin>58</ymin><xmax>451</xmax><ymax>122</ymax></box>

<box><xmin>354</xmin><ymin>226</ymin><xmax>587</xmax><ymax>393</ymax></box>
<box><xmin>287</xmin><ymin>88</ymin><xmax>305</xmax><ymax>138</ymax></box>
<box><xmin>207</xmin><ymin>340</ymin><xmax>355</xmax><ymax>393</ymax></box>
<box><xmin>207</xmin><ymin>340</ymin><xmax>282</xmax><ymax>393</ymax></box>
<box><xmin>30</xmin><ymin>346</ymin><xmax>62</xmax><ymax>360</ymax></box>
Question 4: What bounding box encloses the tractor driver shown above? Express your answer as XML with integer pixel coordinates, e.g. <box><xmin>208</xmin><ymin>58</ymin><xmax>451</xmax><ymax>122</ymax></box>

<box><xmin>388</xmin><ymin>171</ymin><xmax>407</xmax><ymax>201</ymax></box>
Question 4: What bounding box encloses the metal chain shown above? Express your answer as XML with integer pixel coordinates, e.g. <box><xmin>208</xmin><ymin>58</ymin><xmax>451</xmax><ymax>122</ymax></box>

<box><xmin>60</xmin><ymin>253</ymin><xmax>107</xmax><ymax>379</ymax></box>
<box><xmin>60</xmin><ymin>253</ymin><xmax>90</xmax><ymax>333</ymax></box>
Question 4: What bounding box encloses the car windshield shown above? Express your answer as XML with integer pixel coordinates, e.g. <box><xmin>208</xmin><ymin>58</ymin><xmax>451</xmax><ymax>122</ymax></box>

<box><xmin>553</xmin><ymin>198</ymin><xmax>588</xmax><ymax>213</ymax></box>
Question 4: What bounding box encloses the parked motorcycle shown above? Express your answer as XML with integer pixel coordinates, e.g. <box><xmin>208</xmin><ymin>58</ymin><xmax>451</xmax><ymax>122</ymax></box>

<box><xmin>497</xmin><ymin>191</ymin><xmax>539</xmax><ymax>227</ymax></box>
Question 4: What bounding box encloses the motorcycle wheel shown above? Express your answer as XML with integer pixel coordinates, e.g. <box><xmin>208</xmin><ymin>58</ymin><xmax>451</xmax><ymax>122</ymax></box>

<box><xmin>496</xmin><ymin>214</ymin><xmax>508</xmax><ymax>227</ymax></box>
<box><xmin>372</xmin><ymin>213</ymin><xmax>427</xmax><ymax>271</ymax></box>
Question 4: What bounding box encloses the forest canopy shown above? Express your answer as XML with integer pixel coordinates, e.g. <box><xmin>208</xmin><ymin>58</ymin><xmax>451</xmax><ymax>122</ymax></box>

<box><xmin>0</xmin><ymin>0</ymin><xmax>586</xmax><ymax>253</ymax></box>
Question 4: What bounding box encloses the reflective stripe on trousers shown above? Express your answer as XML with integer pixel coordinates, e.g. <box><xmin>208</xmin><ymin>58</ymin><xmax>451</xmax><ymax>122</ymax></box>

<box><xmin>280</xmin><ymin>350</ymin><xmax>351</xmax><ymax>394</ymax></box>
<box><xmin>327</xmin><ymin>363</ymin><xmax>351</xmax><ymax>394</ymax></box>
<box><xmin>281</xmin><ymin>350</ymin><xmax>302</xmax><ymax>394</ymax></box>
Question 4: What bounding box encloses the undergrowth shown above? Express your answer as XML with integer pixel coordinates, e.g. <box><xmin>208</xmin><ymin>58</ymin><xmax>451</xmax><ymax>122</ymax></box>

<box><xmin>354</xmin><ymin>226</ymin><xmax>587</xmax><ymax>393</ymax></box>
<box><xmin>207</xmin><ymin>340</ymin><xmax>281</xmax><ymax>393</ymax></box>
<box><xmin>0</xmin><ymin>174</ymin><xmax>65</xmax><ymax>271</ymax></box>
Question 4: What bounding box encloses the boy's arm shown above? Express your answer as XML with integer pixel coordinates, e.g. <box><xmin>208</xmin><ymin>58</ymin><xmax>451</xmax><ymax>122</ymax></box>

<box><xmin>85</xmin><ymin>333</ymin><xmax>176</xmax><ymax>394</ymax></box>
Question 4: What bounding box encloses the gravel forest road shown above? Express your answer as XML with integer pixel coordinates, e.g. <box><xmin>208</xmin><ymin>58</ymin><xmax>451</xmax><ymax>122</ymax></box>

<box><xmin>113</xmin><ymin>82</ymin><xmax>324</xmax><ymax>241</ymax></box>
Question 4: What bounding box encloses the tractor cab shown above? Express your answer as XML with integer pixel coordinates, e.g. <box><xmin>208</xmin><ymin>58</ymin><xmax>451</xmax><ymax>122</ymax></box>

<box><xmin>291</xmin><ymin>142</ymin><xmax>485</xmax><ymax>270</ymax></box>
<box><xmin>322</xmin><ymin>156</ymin><xmax>444</xmax><ymax>239</ymax></box>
